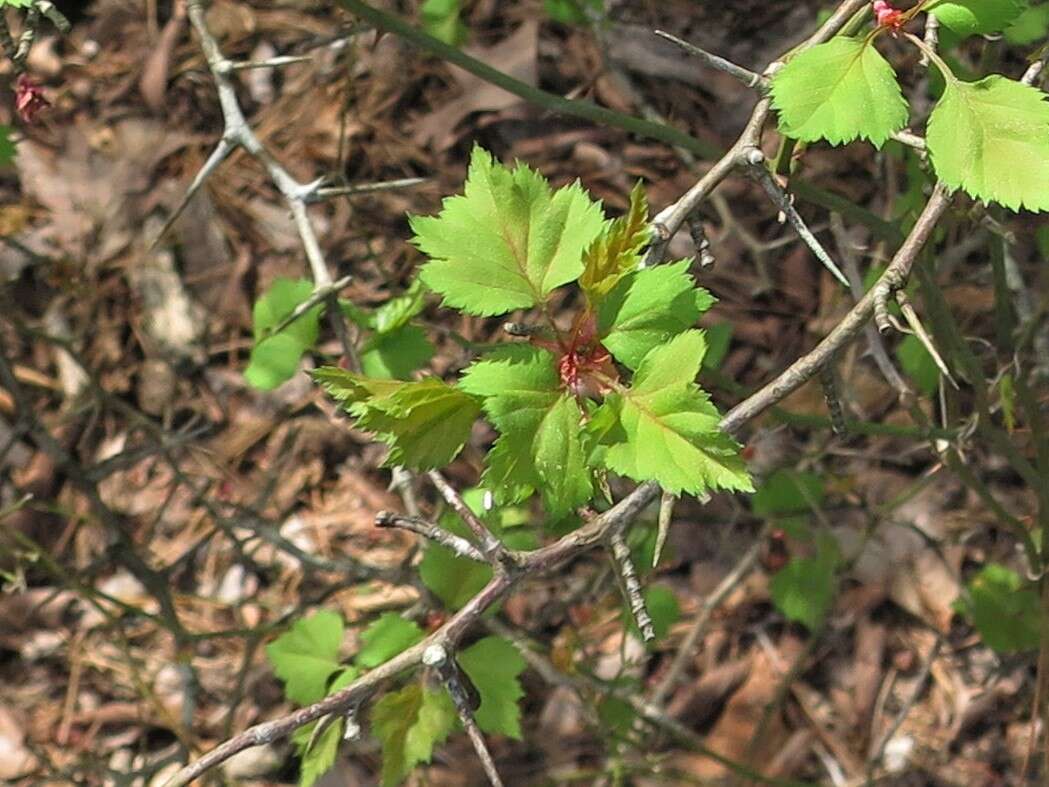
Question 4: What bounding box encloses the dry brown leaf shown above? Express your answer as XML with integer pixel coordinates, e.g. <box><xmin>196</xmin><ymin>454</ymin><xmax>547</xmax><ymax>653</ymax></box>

<box><xmin>413</xmin><ymin>21</ymin><xmax>538</xmax><ymax>150</ymax></box>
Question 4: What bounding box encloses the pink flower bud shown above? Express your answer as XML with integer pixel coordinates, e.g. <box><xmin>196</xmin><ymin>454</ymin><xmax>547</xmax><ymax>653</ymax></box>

<box><xmin>872</xmin><ymin>0</ymin><xmax>904</xmax><ymax>30</ymax></box>
<box><xmin>14</xmin><ymin>74</ymin><xmax>49</xmax><ymax>124</ymax></box>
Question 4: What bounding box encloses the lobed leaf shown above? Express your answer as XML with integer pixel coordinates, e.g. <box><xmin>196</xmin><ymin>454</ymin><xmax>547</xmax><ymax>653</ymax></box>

<box><xmin>265</xmin><ymin>610</ymin><xmax>344</xmax><ymax>705</ymax></box>
<box><xmin>412</xmin><ymin>145</ymin><xmax>605</xmax><ymax>316</ymax></box>
<box><xmin>770</xmin><ymin>36</ymin><xmax>908</xmax><ymax>147</ymax></box>
<box><xmin>355</xmin><ymin>613</ymin><xmax>425</xmax><ymax>668</ymax></box>
<box><xmin>245</xmin><ymin>278</ymin><xmax>324</xmax><ymax>390</ymax></box>
<box><xmin>599</xmin><ymin>332</ymin><xmax>752</xmax><ymax>495</ymax></box>
<box><xmin>371</xmin><ymin>683</ymin><xmax>456</xmax><ymax>787</ymax></box>
<box><xmin>926</xmin><ymin>74</ymin><xmax>1049</xmax><ymax>212</ymax></box>
<box><xmin>597</xmin><ymin>260</ymin><xmax>712</xmax><ymax>370</ymax></box>
<box><xmin>458</xmin><ymin>636</ymin><xmax>527</xmax><ymax>738</ymax></box>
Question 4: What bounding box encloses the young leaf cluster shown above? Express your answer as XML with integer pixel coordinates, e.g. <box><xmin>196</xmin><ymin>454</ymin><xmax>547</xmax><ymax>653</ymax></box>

<box><xmin>314</xmin><ymin>146</ymin><xmax>752</xmax><ymax>516</ymax></box>
<box><xmin>266</xmin><ymin>610</ymin><xmax>526</xmax><ymax>787</ymax></box>
<box><xmin>770</xmin><ymin>0</ymin><xmax>1049</xmax><ymax>212</ymax></box>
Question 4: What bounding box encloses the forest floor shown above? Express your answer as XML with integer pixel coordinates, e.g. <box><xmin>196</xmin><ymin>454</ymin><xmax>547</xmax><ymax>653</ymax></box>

<box><xmin>0</xmin><ymin>0</ymin><xmax>1046</xmax><ymax>785</ymax></box>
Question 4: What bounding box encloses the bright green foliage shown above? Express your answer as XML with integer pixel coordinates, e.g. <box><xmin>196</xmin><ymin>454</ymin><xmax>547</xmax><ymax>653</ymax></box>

<box><xmin>412</xmin><ymin>145</ymin><xmax>605</xmax><ymax>316</ymax></box>
<box><xmin>292</xmin><ymin>669</ymin><xmax>357</xmax><ymax>787</ymax></box>
<box><xmin>597</xmin><ymin>260</ymin><xmax>714</xmax><ymax>370</ymax></box>
<box><xmin>579</xmin><ymin>182</ymin><xmax>651</xmax><ymax>304</ymax></box>
<box><xmin>770</xmin><ymin>537</ymin><xmax>840</xmax><ymax>630</ymax></box>
<box><xmin>895</xmin><ymin>334</ymin><xmax>939</xmax><ymax>396</ymax></box>
<box><xmin>458</xmin><ymin>636</ymin><xmax>527</xmax><ymax>737</ymax></box>
<box><xmin>313</xmin><ymin>369</ymin><xmax>481</xmax><ymax>469</ymax></box>
<box><xmin>599</xmin><ymin>332</ymin><xmax>753</xmax><ymax>495</ymax></box>
<box><xmin>954</xmin><ymin>563</ymin><xmax>1040</xmax><ymax>652</ymax></box>
<box><xmin>361</xmin><ymin>326</ymin><xmax>435</xmax><ymax>380</ymax></box>
<box><xmin>752</xmin><ymin>469</ymin><xmax>824</xmax><ymax>517</ymax></box>
<box><xmin>419</xmin><ymin>490</ymin><xmax>537</xmax><ymax>610</ymax></box>
<box><xmin>1005</xmin><ymin>2</ymin><xmax>1049</xmax><ymax>43</ymax></box>
<box><xmin>926</xmin><ymin>75</ymin><xmax>1049</xmax><ymax>212</ymax></box>
<box><xmin>355</xmin><ymin>613</ymin><xmax>425</xmax><ymax>668</ymax></box>
<box><xmin>927</xmin><ymin>0</ymin><xmax>1028</xmax><ymax>36</ymax></box>
<box><xmin>372</xmin><ymin>682</ymin><xmax>457</xmax><ymax>787</ymax></box>
<box><xmin>623</xmin><ymin>585</ymin><xmax>680</xmax><ymax>641</ymax></box>
<box><xmin>245</xmin><ymin>278</ymin><xmax>324</xmax><ymax>390</ymax></box>
<box><xmin>0</xmin><ymin>126</ymin><xmax>15</xmax><ymax>167</ymax></box>
<box><xmin>421</xmin><ymin>0</ymin><xmax>466</xmax><ymax>45</ymax></box>
<box><xmin>0</xmin><ymin>0</ymin><xmax>34</xmax><ymax>7</ymax></box>
<box><xmin>544</xmin><ymin>0</ymin><xmax>603</xmax><ymax>25</ymax></box>
<box><xmin>701</xmin><ymin>323</ymin><xmax>733</xmax><ymax>371</ymax></box>
<box><xmin>266</xmin><ymin>610</ymin><xmax>344</xmax><ymax>705</ymax></box>
<box><xmin>770</xmin><ymin>36</ymin><xmax>908</xmax><ymax>147</ymax></box>
<box><xmin>460</xmin><ymin>346</ymin><xmax>592</xmax><ymax>515</ymax></box>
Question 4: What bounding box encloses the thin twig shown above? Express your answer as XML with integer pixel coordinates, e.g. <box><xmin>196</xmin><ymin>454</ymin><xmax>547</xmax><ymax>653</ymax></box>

<box><xmin>307</xmin><ymin>177</ymin><xmax>430</xmax><ymax>202</ymax></box>
<box><xmin>423</xmin><ymin>643</ymin><xmax>504</xmax><ymax>787</ymax></box>
<box><xmin>426</xmin><ymin>470</ymin><xmax>505</xmax><ymax>563</ymax></box>
<box><xmin>653</xmin><ymin>30</ymin><xmax>767</xmax><ymax>89</ymax></box>
<box><xmin>376</xmin><ymin>511</ymin><xmax>486</xmax><ymax>563</ymax></box>
<box><xmin>609</xmin><ymin>529</ymin><xmax>654</xmax><ymax>642</ymax></box>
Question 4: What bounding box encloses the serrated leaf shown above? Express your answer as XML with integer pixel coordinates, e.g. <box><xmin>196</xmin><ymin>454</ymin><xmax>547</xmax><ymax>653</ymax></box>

<box><xmin>245</xmin><ymin>278</ymin><xmax>324</xmax><ymax>390</ymax></box>
<box><xmin>412</xmin><ymin>145</ymin><xmax>605</xmax><ymax>316</ymax></box>
<box><xmin>354</xmin><ymin>377</ymin><xmax>481</xmax><ymax>470</ymax></box>
<box><xmin>599</xmin><ymin>332</ymin><xmax>752</xmax><ymax>496</ymax></box>
<box><xmin>458</xmin><ymin>636</ymin><xmax>527</xmax><ymax>738</ymax></box>
<box><xmin>0</xmin><ymin>125</ymin><xmax>15</xmax><ymax>167</ymax></box>
<box><xmin>372</xmin><ymin>683</ymin><xmax>457</xmax><ymax>787</ymax></box>
<box><xmin>311</xmin><ymin>366</ymin><xmax>406</xmax><ymax>410</ymax></box>
<box><xmin>597</xmin><ymin>260</ymin><xmax>711</xmax><ymax>370</ymax></box>
<box><xmin>460</xmin><ymin>346</ymin><xmax>591</xmax><ymax>515</ymax></box>
<box><xmin>266</xmin><ymin>610</ymin><xmax>344</xmax><ymax>705</ymax></box>
<box><xmin>373</xmin><ymin>280</ymin><xmax>429</xmax><ymax>334</ymax></box>
<box><xmin>927</xmin><ymin>0</ymin><xmax>1027</xmax><ymax>36</ymax></box>
<box><xmin>953</xmin><ymin>563</ymin><xmax>1040</xmax><ymax>652</ymax></box>
<box><xmin>580</xmin><ymin>182</ymin><xmax>651</xmax><ymax>304</ymax></box>
<box><xmin>355</xmin><ymin>613</ymin><xmax>425</xmax><ymax>668</ymax></box>
<box><xmin>926</xmin><ymin>74</ymin><xmax>1049</xmax><ymax>212</ymax></box>
<box><xmin>292</xmin><ymin>670</ymin><xmax>357</xmax><ymax>787</ymax></box>
<box><xmin>770</xmin><ymin>36</ymin><xmax>908</xmax><ymax>147</ymax></box>
<box><xmin>360</xmin><ymin>325</ymin><xmax>435</xmax><ymax>380</ymax></box>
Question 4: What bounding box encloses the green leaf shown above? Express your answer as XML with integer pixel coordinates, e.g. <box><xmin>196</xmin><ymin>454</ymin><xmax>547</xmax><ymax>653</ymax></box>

<box><xmin>350</xmin><ymin>377</ymin><xmax>482</xmax><ymax>470</ymax></box>
<box><xmin>421</xmin><ymin>0</ymin><xmax>466</xmax><ymax>45</ymax></box>
<box><xmin>597</xmin><ymin>260</ymin><xmax>712</xmax><ymax>370</ymax></box>
<box><xmin>460</xmin><ymin>346</ymin><xmax>592</xmax><ymax>515</ymax></box>
<box><xmin>373</xmin><ymin>280</ymin><xmax>429</xmax><ymax>334</ymax></box>
<box><xmin>579</xmin><ymin>182</ymin><xmax>651</xmax><ymax>304</ymax></box>
<box><xmin>599</xmin><ymin>331</ymin><xmax>753</xmax><ymax>496</ymax></box>
<box><xmin>245</xmin><ymin>278</ymin><xmax>324</xmax><ymax>390</ymax></box>
<box><xmin>371</xmin><ymin>683</ymin><xmax>457</xmax><ymax>787</ymax></box>
<box><xmin>1005</xmin><ymin>2</ymin><xmax>1049</xmax><ymax>44</ymax></box>
<box><xmin>458</xmin><ymin>636</ymin><xmax>527</xmax><ymax>738</ymax></box>
<box><xmin>954</xmin><ymin>563</ymin><xmax>1040</xmax><ymax>652</ymax></box>
<box><xmin>292</xmin><ymin>670</ymin><xmax>357</xmax><ymax>787</ymax></box>
<box><xmin>701</xmin><ymin>323</ymin><xmax>733</xmax><ymax>371</ymax></box>
<box><xmin>752</xmin><ymin>469</ymin><xmax>824</xmax><ymax>517</ymax></box>
<box><xmin>419</xmin><ymin>490</ymin><xmax>537</xmax><ymax>610</ymax></box>
<box><xmin>360</xmin><ymin>325</ymin><xmax>435</xmax><ymax>380</ymax></box>
<box><xmin>266</xmin><ymin>610</ymin><xmax>344</xmax><ymax>705</ymax></box>
<box><xmin>355</xmin><ymin>613</ymin><xmax>425</xmax><ymax>668</ymax></box>
<box><xmin>926</xmin><ymin>74</ymin><xmax>1049</xmax><ymax>212</ymax></box>
<box><xmin>0</xmin><ymin>125</ymin><xmax>15</xmax><ymax>167</ymax></box>
<box><xmin>1037</xmin><ymin>224</ymin><xmax>1049</xmax><ymax>260</ymax></box>
<box><xmin>770</xmin><ymin>36</ymin><xmax>908</xmax><ymax>147</ymax></box>
<box><xmin>0</xmin><ymin>0</ymin><xmax>34</xmax><ymax>8</ymax></box>
<box><xmin>895</xmin><ymin>334</ymin><xmax>939</xmax><ymax>396</ymax></box>
<box><xmin>623</xmin><ymin>584</ymin><xmax>680</xmax><ymax>641</ymax></box>
<box><xmin>770</xmin><ymin>540</ymin><xmax>839</xmax><ymax>630</ymax></box>
<box><xmin>544</xmin><ymin>0</ymin><xmax>603</xmax><ymax>25</ymax></box>
<box><xmin>927</xmin><ymin>0</ymin><xmax>1028</xmax><ymax>36</ymax></box>
<box><xmin>412</xmin><ymin>145</ymin><xmax>605</xmax><ymax>316</ymax></box>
